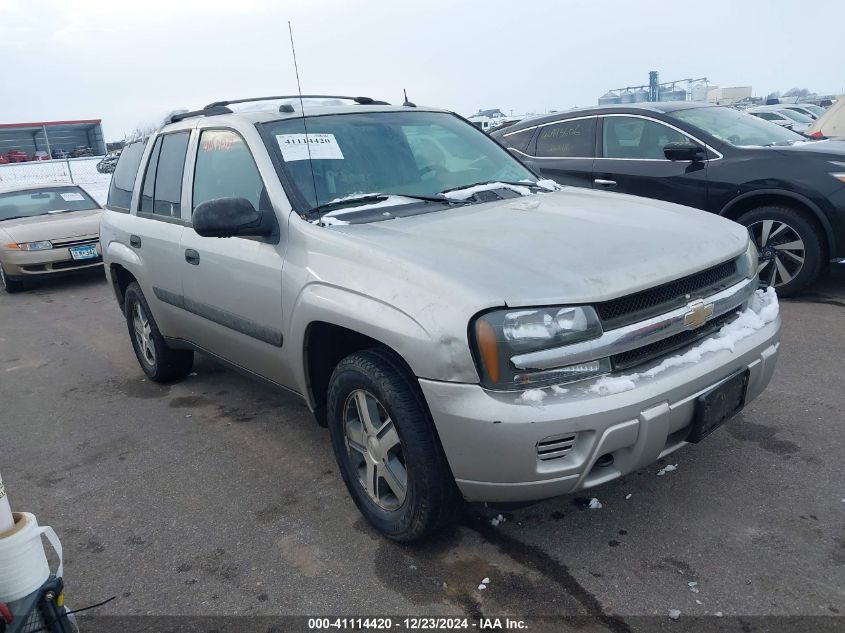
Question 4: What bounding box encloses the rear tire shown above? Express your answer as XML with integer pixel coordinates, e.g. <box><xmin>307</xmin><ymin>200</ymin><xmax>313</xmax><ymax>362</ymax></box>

<box><xmin>738</xmin><ymin>205</ymin><xmax>824</xmax><ymax>296</ymax></box>
<box><xmin>0</xmin><ymin>265</ymin><xmax>24</xmax><ymax>293</ymax></box>
<box><xmin>326</xmin><ymin>348</ymin><xmax>460</xmax><ymax>541</ymax></box>
<box><xmin>124</xmin><ymin>282</ymin><xmax>193</xmax><ymax>382</ymax></box>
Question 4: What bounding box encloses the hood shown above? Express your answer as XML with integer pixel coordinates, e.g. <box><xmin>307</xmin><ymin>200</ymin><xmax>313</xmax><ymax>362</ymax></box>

<box><xmin>773</xmin><ymin>138</ymin><xmax>845</xmax><ymax>158</ymax></box>
<box><xmin>328</xmin><ymin>188</ymin><xmax>748</xmax><ymax>307</ymax></box>
<box><xmin>0</xmin><ymin>209</ymin><xmax>102</xmax><ymax>244</ymax></box>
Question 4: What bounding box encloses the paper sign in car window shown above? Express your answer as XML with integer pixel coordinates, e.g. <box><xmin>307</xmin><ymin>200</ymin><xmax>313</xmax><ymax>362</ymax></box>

<box><xmin>276</xmin><ymin>133</ymin><xmax>344</xmax><ymax>162</ymax></box>
<box><xmin>60</xmin><ymin>192</ymin><xmax>85</xmax><ymax>201</ymax></box>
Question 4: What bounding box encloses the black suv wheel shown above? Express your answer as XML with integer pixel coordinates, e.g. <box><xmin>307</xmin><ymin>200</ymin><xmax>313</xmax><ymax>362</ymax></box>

<box><xmin>326</xmin><ymin>348</ymin><xmax>460</xmax><ymax>541</ymax></box>
<box><xmin>739</xmin><ymin>206</ymin><xmax>824</xmax><ymax>296</ymax></box>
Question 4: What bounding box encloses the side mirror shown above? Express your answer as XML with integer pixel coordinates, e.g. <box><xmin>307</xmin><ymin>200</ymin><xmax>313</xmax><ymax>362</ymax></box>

<box><xmin>663</xmin><ymin>142</ymin><xmax>706</xmax><ymax>162</ymax></box>
<box><xmin>192</xmin><ymin>197</ymin><xmax>273</xmax><ymax>238</ymax></box>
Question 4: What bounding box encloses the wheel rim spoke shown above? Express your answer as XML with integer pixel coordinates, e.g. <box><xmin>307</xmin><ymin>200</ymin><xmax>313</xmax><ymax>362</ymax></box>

<box><xmin>380</xmin><ymin>459</ymin><xmax>407</xmax><ymax>504</ymax></box>
<box><xmin>365</xmin><ymin>457</ymin><xmax>379</xmax><ymax>501</ymax></box>
<box><xmin>377</xmin><ymin>423</ymin><xmax>400</xmax><ymax>454</ymax></box>
<box><xmin>774</xmin><ymin>256</ymin><xmax>793</xmax><ymax>284</ymax></box>
<box><xmin>759</xmin><ymin>220</ymin><xmax>774</xmax><ymax>246</ymax></box>
<box><xmin>354</xmin><ymin>391</ymin><xmax>378</xmax><ymax>435</ymax></box>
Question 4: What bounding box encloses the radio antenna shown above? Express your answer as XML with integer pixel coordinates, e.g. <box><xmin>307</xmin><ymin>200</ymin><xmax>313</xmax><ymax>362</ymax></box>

<box><xmin>288</xmin><ymin>21</ymin><xmax>319</xmax><ymax>211</ymax></box>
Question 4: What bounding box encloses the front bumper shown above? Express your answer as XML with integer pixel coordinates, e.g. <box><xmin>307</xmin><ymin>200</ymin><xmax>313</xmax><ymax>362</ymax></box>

<box><xmin>1</xmin><ymin>242</ymin><xmax>103</xmax><ymax>279</ymax></box>
<box><xmin>421</xmin><ymin>316</ymin><xmax>780</xmax><ymax>503</ymax></box>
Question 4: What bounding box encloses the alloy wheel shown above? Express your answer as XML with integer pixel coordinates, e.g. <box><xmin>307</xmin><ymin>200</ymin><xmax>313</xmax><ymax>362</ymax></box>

<box><xmin>343</xmin><ymin>389</ymin><xmax>407</xmax><ymax>511</ymax></box>
<box><xmin>132</xmin><ymin>301</ymin><xmax>156</xmax><ymax>367</ymax></box>
<box><xmin>747</xmin><ymin>219</ymin><xmax>805</xmax><ymax>288</ymax></box>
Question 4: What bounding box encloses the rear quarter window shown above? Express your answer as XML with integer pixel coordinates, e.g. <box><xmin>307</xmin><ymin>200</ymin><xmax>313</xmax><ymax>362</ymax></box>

<box><xmin>535</xmin><ymin>118</ymin><xmax>596</xmax><ymax>158</ymax></box>
<box><xmin>498</xmin><ymin>128</ymin><xmax>534</xmax><ymax>154</ymax></box>
<box><xmin>107</xmin><ymin>140</ymin><xmax>147</xmax><ymax>211</ymax></box>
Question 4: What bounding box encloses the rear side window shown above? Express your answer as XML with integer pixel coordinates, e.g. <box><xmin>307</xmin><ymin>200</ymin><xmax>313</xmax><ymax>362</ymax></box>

<box><xmin>107</xmin><ymin>141</ymin><xmax>146</xmax><ymax>211</ymax></box>
<box><xmin>139</xmin><ymin>132</ymin><xmax>190</xmax><ymax>218</ymax></box>
<box><xmin>499</xmin><ymin>128</ymin><xmax>534</xmax><ymax>153</ymax></box>
<box><xmin>192</xmin><ymin>130</ymin><xmax>267</xmax><ymax>213</ymax></box>
<box><xmin>535</xmin><ymin>118</ymin><xmax>596</xmax><ymax>158</ymax></box>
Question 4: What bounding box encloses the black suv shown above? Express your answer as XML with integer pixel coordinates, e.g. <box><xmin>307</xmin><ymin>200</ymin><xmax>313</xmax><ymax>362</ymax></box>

<box><xmin>492</xmin><ymin>102</ymin><xmax>845</xmax><ymax>295</ymax></box>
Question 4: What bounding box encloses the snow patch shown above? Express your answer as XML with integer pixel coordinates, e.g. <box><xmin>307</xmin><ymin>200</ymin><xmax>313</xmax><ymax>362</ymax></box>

<box><xmin>625</xmin><ymin>493</ymin><xmax>632</xmax><ymax>500</ymax></box>
<box><xmin>536</xmin><ymin>179</ymin><xmax>562</xmax><ymax>191</ymax></box>
<box><xmin>509</xmin><ymin>197</ymin><xmax>541</xmax><ymax>211</ymax></box>
<box><xmin>588</xmin><ymin>288</ymin><xmax>779</xmax><ymax>396</ymax></box>
<box><xmin>588</xmin><ymin>498</ymin><xmax>602</xmax><ymax>509</ymax></box>
<box><xmin>668</xmin><ymin>609</ymin><xmax>681</xmax><ymax>621</ymax></box>
<box><xmin>312</xmin><ymin>194</ymin><xmax>425</xmax><ymax>226</ymax></box>
<box><xmin>490</xmin><ymin>513</ymin><xmax>505</xmax><ymax>527</ymax></box>
<box><xmin>550</xmin><ymin>385</ymin><xmax>569</xmax><ymax>395</ymax></box>
<box><xmin>657</xmin><ymin>464</ymin><xmax>678</xmax><ymax>476</ymax></box>
<box><xmin>518</xmin><ymin>388</ymin><xmax>547</xmax><ymax>406</ymax></box>
<box><xmin>444</xmin><ymin>182</ymin><xmax>531</xmax><ymax>200</ymax></box>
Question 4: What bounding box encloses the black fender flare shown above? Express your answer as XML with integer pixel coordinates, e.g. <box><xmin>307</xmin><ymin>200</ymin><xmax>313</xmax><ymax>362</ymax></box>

<box><xmin>720</xmin><ymin>189</ymin><xmax>836</xmax><ymax>256</ymax></box>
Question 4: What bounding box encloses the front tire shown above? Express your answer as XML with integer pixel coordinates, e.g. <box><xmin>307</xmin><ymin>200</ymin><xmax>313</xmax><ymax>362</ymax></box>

<box><xmin>739</xmin><ymin>206</ymin><xmax>824</xmax><ymax>296</ymax></box>
<box><xmin>124</xmin><ymin>282</ymin><xmax>193</xmax><ymax>382</ymax></box>
<box><xmin>326</xmin><ymin>348</ymin><xmax>460</xmax><ymax>541</ymax></box>
<box><xmin>0</xmin><ymin>264</ymin><xmax>24</xmax><ymax>293</ymax></box>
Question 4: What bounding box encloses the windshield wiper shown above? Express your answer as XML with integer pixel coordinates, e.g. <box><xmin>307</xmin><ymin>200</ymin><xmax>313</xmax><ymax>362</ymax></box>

<box><xmin>439</xmin><ymin>180</ymin><xmax>542</xmax><ymax>195</ymax></box>
<box><xmin>311</xmin><ymin>193</ymin><xmax>454</xmax><ymax>217</ymax></box>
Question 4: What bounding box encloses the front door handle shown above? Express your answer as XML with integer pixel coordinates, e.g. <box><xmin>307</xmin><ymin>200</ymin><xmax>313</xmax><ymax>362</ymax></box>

<box><xmin>185</xmin><ymin>249</ymin><xmax>200</xmax><ymax>265</ymax></box>
<box><xmin>594</xmin><ymin>179</ymin><xmax>617</xmax><ymax>187</ymax></box>
<box><xmin>129</xmin><ymin>235</ymin><xmax>141</xmax><ymax>248</ymax></box>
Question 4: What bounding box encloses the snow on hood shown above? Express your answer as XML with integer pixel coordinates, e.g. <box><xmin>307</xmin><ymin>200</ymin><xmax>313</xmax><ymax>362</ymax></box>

<box><xmin>315</xmin><ymin>194</ymin><xmax>423</xmax><ymax>226</ymax></box>
<box><xmin>589</xmin><ymin>287</ymin><xmax>779</xmax><ymax>396</ymax></box>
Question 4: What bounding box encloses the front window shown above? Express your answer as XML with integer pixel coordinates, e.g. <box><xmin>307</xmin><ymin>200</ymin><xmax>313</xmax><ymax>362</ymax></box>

<box><xmin>602</xmin><ymin>116</ymin><xmax>695</xmax><ymax>159</ymax></box>
<box><xmin>0</xmin><ymin>186</ymin><xmax>99</xmax><ymax>222</ymax></box>
<box><xmin>670</xmin><ymin>106</ymin><xmax>804</xmax><ymax>147</ymax></box>
<box><xmin>262</xmin><ymin>111</ymin><xmax>535</xmax><ymax>210</ymax></box>
<box><xmin>777</xmin><ymin>109</ymin><xmax>812</xmax><ymax>124</ymax></box>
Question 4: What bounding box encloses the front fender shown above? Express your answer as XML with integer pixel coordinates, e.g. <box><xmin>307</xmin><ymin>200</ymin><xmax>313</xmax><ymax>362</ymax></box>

<box><xmin>287</xmin><ymin>282</ymin><xmax>480</xmax><ymax>399</ymax></box>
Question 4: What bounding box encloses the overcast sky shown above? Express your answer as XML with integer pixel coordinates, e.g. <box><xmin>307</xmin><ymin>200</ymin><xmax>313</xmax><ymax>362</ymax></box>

<box><xmin>1</xmin><ymin>0</ymin><xmax>842</xmax><ymax>141</ymax></box>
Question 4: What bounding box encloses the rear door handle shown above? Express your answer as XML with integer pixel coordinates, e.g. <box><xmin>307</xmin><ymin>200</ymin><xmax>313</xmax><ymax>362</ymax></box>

<box><xmin>594</xmin><ymin>179</ymin><xmax>617</xmax><ymax>187</ymax></box>
<box><xmin>129</xmin><ymin>235</ymin><xmax>141</xmax><ymax>248</ymax></box>
<box><xmin>185</xmin><ymin>249</ymin><xmax>200</xmax><ymax>265</ymax></box>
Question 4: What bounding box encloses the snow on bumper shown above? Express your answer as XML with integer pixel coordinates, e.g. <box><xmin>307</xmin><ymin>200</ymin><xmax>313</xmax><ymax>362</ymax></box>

<box><xmin>420</xmin><ymin>290</ymin><xmax>781</xmax><ymax>503</ymax></box>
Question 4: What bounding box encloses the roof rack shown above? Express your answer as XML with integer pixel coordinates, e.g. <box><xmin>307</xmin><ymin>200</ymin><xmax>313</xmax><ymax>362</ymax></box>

<box><xmin>166</xmin><ymin>105</ymin><xmax>232</xmax><ymax>124</ymax></box>
<box><xmin>204</xmin><ymin>95</ymin><xmax>390</xmax><ymax>108</ymax></box>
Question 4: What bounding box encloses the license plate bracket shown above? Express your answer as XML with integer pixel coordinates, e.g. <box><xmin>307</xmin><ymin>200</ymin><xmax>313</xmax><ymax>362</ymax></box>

<box><xmin>688</xmin><ymin>368</ymin><xmax>749</xmax><ymax>443</ymax></box>
<box><xmin>69</xmin><ymin>244</ymin><xmax>98</xmax><ymax>260</ymax></box>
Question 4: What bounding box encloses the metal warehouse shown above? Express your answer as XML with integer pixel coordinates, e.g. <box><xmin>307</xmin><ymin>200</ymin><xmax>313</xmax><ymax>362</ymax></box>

<box><xmin>0</xmin><ymin>119</ymin><xmax>106</xmax><ymax>158</ymax></box>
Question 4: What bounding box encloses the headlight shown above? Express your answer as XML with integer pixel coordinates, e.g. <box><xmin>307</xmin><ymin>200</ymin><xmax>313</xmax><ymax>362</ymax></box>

<box><xmin>18</xmin><ymin>240</ymin><xmax>53</xmax><ymax>251</ymax></box>
<box><xmin>736</xmin><ymin>239</ymin><xmax>759</xmax><ymax>280</ymax></box>
<box><xmin>472</xmin><ymin>306</ymin><xmax>606</xmax><ymax>390</ymax></box>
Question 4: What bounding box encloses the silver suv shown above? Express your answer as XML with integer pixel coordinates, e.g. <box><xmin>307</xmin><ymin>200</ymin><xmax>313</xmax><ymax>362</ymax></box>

<box><xmin>101</xmin><ymin>95</ymin><xmax>781</xmax><ymax>541</ymax></box>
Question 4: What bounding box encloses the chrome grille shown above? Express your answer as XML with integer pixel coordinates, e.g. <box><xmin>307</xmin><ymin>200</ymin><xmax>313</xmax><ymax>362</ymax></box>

<box><xmin>611</xmin><ymin>310</ymin><xmax>740</xmax><ymax>371</ymax></box>
<box><xmin>537</xmin><ymin>433</ymin><xmax>577</xmax><ymax>461</ymax></box>
<box><xmin>595</xmin><ymin>260</ymin><xmax>740</xmax><ymax>329</ymax></box>
<box><xmin>52</xmin><ymin>236</ymin><xmax>98</xmax><ymax>248</ymax></box>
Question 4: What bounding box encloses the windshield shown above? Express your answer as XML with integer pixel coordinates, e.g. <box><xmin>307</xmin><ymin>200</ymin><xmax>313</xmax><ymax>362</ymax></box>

<box><xmin>803</xmin><ymin>104</ymin><xmax>825</xmax><ymax>117</ymax></box>
<box><xmin>670</xmin><ymin>106</ymin><xmax>805</xmax><ymax>147</ymax></box>
<box><xmin>263</xmin><ymin>111</ymin><xmax>535</xmax><ymax>211</ymax></box>
<box><xmin>0</xmin><ymin>186</ymin><xmax>99</xmax><ymax>222</ymax></box>
<box><xmin>777</xmin><ymin>109</ymin><xmax>812</xmax><ymax>124</ymax></box>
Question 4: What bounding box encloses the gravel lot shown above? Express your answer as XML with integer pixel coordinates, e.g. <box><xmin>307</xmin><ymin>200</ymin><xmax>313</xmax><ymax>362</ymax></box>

<box><xmin>2</xmin><ymin>267</ymin><xmax>844</xmax><ymax>632</ymax></box>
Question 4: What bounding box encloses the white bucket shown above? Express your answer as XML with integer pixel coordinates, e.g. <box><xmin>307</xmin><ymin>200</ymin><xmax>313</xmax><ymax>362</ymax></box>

<box><xmin>0</xmin><ymin>512</ymin><xmax>63</xmax><ymax>603</ymax></box>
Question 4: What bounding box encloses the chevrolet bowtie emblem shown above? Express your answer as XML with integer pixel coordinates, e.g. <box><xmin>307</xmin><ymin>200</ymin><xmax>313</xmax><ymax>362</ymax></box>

<box><xmin>683</xmin><ymin>299</ymin><xmax>714</xmax><ymax>329</ymax></box>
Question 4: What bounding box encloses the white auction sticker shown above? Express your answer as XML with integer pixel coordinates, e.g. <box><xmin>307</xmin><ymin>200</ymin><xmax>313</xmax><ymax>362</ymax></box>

<box><xmin>60</xmin><ymin>192</ymin><xmax>85</xmax><ymax>201</ymax></box>
<box><xmin>276</xmin><ymin>133</ymin><xmax>344</xmax><ymax>162</ymax></box>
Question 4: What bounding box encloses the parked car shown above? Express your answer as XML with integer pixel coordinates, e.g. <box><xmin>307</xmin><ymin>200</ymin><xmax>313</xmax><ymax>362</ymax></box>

<box><xmin>7</xmin><ymin>150</ymin><xmax>29</xmax><ymax>163</ymax></box>
<box><xmin>747</xmin><ymin>106</ymin><xmax>812</xmax><ymax>135</ymax></box>
<box><xmin>96</xmin><ymin>151</ymin><xmax>121</xmax><ymax>174</ymax></box>
<box><xmin>0</xmin><ymin>154</ymin><xmax>8</xmax><ymax>165</ymax></box>
<box><xmin>492</xmin><ymin>102</ymin><xmax>845</xmax><ymax>295</ymax></box>
<box><xmin>70</xmin><ymin>146</ymin><xmax>94</xmax><ymax>158</ymax></box>
<box><xmin>806</xmin><ymin>96</ymin><xmax>845</xmax><ymax>139</ymax></box>
<box><xmin>32</xmin><ymin>151</ymin><xmax>51</xmax><ymax>161</ymax></box>
<box><xmin>51</xmin><ymin>149</ymin><xmax>69</xmax><ymax>160</ymax></box>
<box><xmin>781</xmin><ymin>104</ymin><xmax>824</xmax><ymax>120</ymax></box>
<box><xmin>101</xmin><ymin>96</ymin><xmax>780</xmax><ymax>541</ymax></box>
<box><xmin>0</xmin><ymin>184</ymin><xmax>103</xmax><ymax>293</ymax></box>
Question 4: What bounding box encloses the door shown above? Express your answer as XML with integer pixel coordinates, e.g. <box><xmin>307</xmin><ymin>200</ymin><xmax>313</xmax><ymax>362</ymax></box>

<box><xmin>179</xmin><ymin>128</ymin><xmax>287</xmax><ymax>384</ymax></box>
<box><xmin>132</xmin><ymin>131</ymin><xmax>191</xmax><ymax>338</ymax></box>
<box><xmin>594</xmin><ymin>115</ymin><xmax>708</xmax><ymax>209</ymax></box>
<box><xmin>525</xmin><ymin>117</ymin><xmax>597</xmax><ymax>189</ymax></box>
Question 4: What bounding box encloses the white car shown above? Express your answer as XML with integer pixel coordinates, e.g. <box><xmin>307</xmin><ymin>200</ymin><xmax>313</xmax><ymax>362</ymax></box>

<box><xmin>747</xmin><ymin>106</ymin><xmax>812</xmax><ymax>135</ymax></box>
